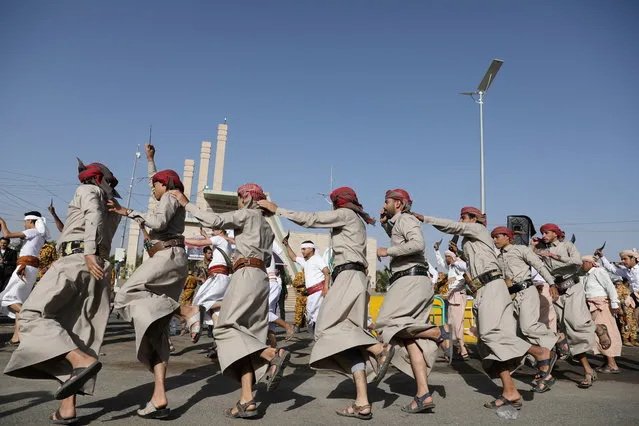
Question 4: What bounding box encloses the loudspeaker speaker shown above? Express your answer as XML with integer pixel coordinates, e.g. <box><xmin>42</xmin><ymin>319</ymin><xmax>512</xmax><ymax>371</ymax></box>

<box><xmin>507</xmin><ymin>215</ymin><xmax>536</xmax><ymax>246</ymax></box>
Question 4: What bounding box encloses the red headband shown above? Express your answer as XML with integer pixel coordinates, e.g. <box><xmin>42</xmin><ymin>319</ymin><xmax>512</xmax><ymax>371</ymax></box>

<box><xmin>78</xmin><ymin>163</ymin><xmax>116</xmax><ymax>186</ymax></box>
<box><xmin>238</xmin><ymin>183</ymin><xmax>266</xmax><ymax>201</ymax></box>
<box><xmin>385</xmin><ymin>188</ymin><xmax>412</xmax><ymax>209</ymax></box>
<box><xmin>491</xmin><ymin>226</ymin><xmax>514</xmax><ymax>240</ymax></box>
<box><xmin>540</xmin><ymin>223</ymin><xmax>562</xmax><ymax>236</ymax></box>
<box><xmin>152</xmin><ymin>170</ymin><xmax>184</xmax><ymax>192</ymax></box>
<box><xmin>330</xmin><ymin>186</ymin><xmax>375</xmax><ymax>225</ymax></box>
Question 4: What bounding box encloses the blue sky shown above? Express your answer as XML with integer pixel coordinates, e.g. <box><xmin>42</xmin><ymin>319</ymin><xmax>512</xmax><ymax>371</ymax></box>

<box><xmin>1</xmin><ymin>1</ymin><xmax>638</xmax><ymax>264</ymax></box>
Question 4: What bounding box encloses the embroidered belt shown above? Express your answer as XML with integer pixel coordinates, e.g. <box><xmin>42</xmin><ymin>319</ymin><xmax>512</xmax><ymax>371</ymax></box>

<box><xmin>331</xmin><ymin>262</ymin><xmax>366</xmax><ymax>281</ymax></box>
<box><xmin>508</xmin><ymin>279</ymin><xmax>534</xmax><ymax>295</ymax></box>
<box><xmin>304</xmin><ymin>280</ymin><xmax>325</xmax><ymax>296</ymax></box>
<box><xmin>208</xmin><ymin>265</ymin><xmax>230</xmax><ymax>276</ymax></box>
<box><xmin>233</xmin><ymin>257</ymin><xmax>266</xmax><ymax>273</ymax></box>
<box><xmin>147</xmin><ymin>238</ymin><xmax>185</xmax><ymax>258</ymax></box>
<box><xmin>59</xmin><ymin>241</ymin><xmax>109</xmax><ymax>260</ymax></box>
<box><xmin>389</xmin><ymin>265</ymin><xmax>430</xmax><ymax>286</ymax></box>
<box><xmin>467</xmin><ymin>269</ymin><xmax>503</xmax><ymax>296</ymax></box>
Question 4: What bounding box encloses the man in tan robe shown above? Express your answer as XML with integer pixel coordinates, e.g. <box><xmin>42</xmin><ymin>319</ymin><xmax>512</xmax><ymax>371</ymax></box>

<box><xmin>170</xmin><ymin>183</ymin><xmax>289</xmax><ymax>419</ymax></box>
<box><xmin>375</xmin><ymin>189</ymin><xmax>442</xmax><ymax>413</ymax></box>
<box><xmin>492</xmin><ymin>226</ymin><xmax>559</xmax><ymax>392</ymax></box>
<box><xmin>4</xmin><ymin>160</ymin><xmax>121</xmax><ymax>424</ymax></box>
<box><xmin>538</xmin><ymin>223</ymin><xmax>596</xmax><ymax>388</ymax></box>
<box><xmin>259</xmin><ymin>187</ymin><xmax>392</xmax><ymax>421</ymax></box>
<box><xmin>413</xmin><ymin>207</ymin><xmax>553</xmax><ymax>410</ymax></box>
<box><xmin>109</xmin><ymin>145</ymin><xmax>189</xmax><ymax>418</ymax></box>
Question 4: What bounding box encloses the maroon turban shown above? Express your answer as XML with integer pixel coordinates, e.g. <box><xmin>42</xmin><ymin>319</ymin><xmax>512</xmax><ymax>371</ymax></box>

<box><xmin>540</xmin><ymin>223</ymin><xmax>562</xmax><ymax>236</ymax></box>
<box><xmin>385</xmin><ymin>188</ymin><xmax>413</xmax><ymax>211</ymax></box>
<box><xmin>77</xmin><ymin>159</ymin><xmax>120</xmax><ymax>198</ymax></box>
<box><xmin>238</xmin><ymin>183</ymin><xmax>266</xmax><ymax>201</ymax></box>
<box><xmin>460</xmin><ymin>206</ymin><xmax>486</xmax><ymax>226</ymax></box>
<box><xmin>330</xmin><ymin>186</ymin><xmax>375</xmax><ymax>225</ymax></box>
<box><xmin>152</xmin><ymin>169</ymin><xmax>184</xmax><ymax>192</ymax></box>
<box><xmin>491</xmin><ymin>226</ymin><xmax>514</xmax><ymax>240</ymax></box>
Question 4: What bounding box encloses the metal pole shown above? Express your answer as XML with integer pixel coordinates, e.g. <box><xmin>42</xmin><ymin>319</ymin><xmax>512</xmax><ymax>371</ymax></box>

<box><xmin>478</xmin><ymin>91</ymin><xmax>485</xmax><ymax>213</ymax></box>
<box><xmin>120</xmin><ymin>146</ymin><xmax>141</xmax><ymax>248</ymax></box>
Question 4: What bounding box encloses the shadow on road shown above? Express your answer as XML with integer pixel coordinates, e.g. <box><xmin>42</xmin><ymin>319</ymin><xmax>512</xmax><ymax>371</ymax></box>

<box><xmin>0</xmin><ymin>391</ymin><xmax>52</xmax><ymax>419</ymax></box>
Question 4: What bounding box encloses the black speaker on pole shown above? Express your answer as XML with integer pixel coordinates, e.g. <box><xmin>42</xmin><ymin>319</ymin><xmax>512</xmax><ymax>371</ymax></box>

<box><xmin>507</xmin><ymin>215</ymin><xmax>536</xmax><ymax>246</ymax></box>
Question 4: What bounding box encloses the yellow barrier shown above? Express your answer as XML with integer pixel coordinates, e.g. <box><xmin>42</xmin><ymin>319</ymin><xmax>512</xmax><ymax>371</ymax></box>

<box><xmin>369</xmin><ymin>294</ymin><xmax>477</xmax><ymax>343</ymax></box>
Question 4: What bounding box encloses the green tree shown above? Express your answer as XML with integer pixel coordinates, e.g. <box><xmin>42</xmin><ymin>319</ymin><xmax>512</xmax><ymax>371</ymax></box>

<box><xmin>375</xmin><ymin>267</ymin><xmax>391</xmax><ymax>293</ymax></box>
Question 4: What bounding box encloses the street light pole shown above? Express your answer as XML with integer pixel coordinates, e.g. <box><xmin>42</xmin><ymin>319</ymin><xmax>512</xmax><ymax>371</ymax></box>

<box><xmin>478</xmin><ymin>90</ymin><xmax>485</xmax><ymax>213</ymax></box>
<box><xmin>460</xmin><ymin>59</ymin><xmax>503</xmax><ymax>214</ymax></box>
<box><xmin>120</xmin><ymin>145</ymin><xmax>141</xmax><ymax>248</ymax></box>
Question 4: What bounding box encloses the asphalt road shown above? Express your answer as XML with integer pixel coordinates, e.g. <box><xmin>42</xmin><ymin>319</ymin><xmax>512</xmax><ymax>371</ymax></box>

<box><xmin>1</xmin><ymin>317</ymin><xmax>638</xmax><ymax>425</ymax></box>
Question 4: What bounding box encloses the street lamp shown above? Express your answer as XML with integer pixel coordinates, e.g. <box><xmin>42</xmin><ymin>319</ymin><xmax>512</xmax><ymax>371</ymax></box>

<box><xmin>460</xmin><ymin>59</ymin><xmax>503</xmax><ymax>214</ymax></box>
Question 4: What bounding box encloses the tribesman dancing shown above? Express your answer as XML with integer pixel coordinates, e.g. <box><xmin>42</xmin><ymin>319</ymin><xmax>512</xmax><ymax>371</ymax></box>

<box><xmin>259</xmin><ymin>187</ymin><xmax>393</xmax><ymax>421</ymax></box>
<box><xmin>491</xmin><ymin>226</ymin><xmax>558</xmax><ymax>392</ymax></box>
<box><xmin>537</xmin><ymin>223</ymin><xmax>596</xmax><ymax>389</ymax></box>
<box><xmin>108</xmin><ymin>145</ymin><xmax>189</xmax><ymax>418</ymax></box>
<box><xmin>281</xmin><ymin>237</ymin><xmax>330</xmax><ymax>335</ymax></box>
<box><xmin>170</xmin><ymin>183</ymin><xmax>290</xmax><ymax>419</ymax></box>
<box><xmin>184</xmin><ymin>228</ymin><xmax>234</xmax><ymax>338</ymax></box>
<box><xmin>0</xmin><ymin>211</ymin><xmax>48</xmax><ymax>344</ymax></box>
<box><xmin>413</xmin><ymin>207</ymin><xmax>553</xmax><ymax>410</ymax></box>
<box><xmin>375</xmin><ymin>189</ymin><xmax>448</xmax><ymax>414</ymax></box>
<box><xmin>4</xmin><ymin>160</ymin><xmax>121</xmax><ymax>424</ymax></box>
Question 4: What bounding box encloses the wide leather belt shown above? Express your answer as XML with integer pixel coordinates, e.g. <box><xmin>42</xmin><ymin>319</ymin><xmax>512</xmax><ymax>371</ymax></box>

<box><xmin>233</xmin><ymin>257</ymin><xmax>266</xmax><ymax>273</ymax></box>
<box><xmin>208</xmin><ymin>265</ymin><xmax>230</xmax><ymax>276</ymax></box>
<box><xmin>331</xmin><ymin>262</ymin><xmax>366</xmax><ymax>281</ymax></box>
<box><xmin>554</xmin><ymin>273</ymin><xmax>580</xmax><ymax>294</ymax></box>
<box><xmin>147</xmin><ymin>238</ymin><xmax>185</xmax><ymax>258</ymax></box>
<box><xmin>389</xmin><ymin>265</ymin><xmax>430</xmax><ymax>286</ymax></box>
<box><xmin>508</xmin><ymin>279</ymin><xmax>534</xmax><ymax>295</ymax></box>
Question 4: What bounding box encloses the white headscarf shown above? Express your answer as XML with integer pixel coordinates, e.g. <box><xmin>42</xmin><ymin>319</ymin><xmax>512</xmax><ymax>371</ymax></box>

<box><xmin>24</xmin><ymin>214</ymin><xmax>50</xmax><ymax>240</ymax></box>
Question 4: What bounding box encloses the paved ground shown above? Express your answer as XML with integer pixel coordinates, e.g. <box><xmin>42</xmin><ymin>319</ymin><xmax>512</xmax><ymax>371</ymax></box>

<box><xmin>1</xmin><ymin>317</ymin><xmax>638</xmax><ymax>425</ymax></box>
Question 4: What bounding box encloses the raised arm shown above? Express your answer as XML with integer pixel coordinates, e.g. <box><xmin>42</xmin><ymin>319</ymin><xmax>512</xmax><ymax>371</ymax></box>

<box><xmin>145</xmin><ymin>144</ymin><xmax>158</xmax><ymax>190</ymax></box>
<box><xmin>185</xmin><ymin>238</ymin><xmax>213</xmax><ymax>247</ymax></box>
<box><xmin>435</xmin><ymin>249</ymin><xmax>447</xmax><ymax>271</ymax></box>
<box><xmin>599</xmin><ymin>255</ymin><xmax>625</xmax><ymax>277</ymax></box>
<box><xmin>276</xmin><ymin>207</ymin><xmax>349</xmax><ymax>229</ymax></box>
<box><xmin>48</xmin><ymin>203</ymin><xmax>65</xmax><ymax>232</ymax></box>
<box><xmin>0</xmin><ymin>219</ymin><xmax>25</xmax><ymax>239</ymax></box>
<box><xmin>416</xmin><ymin>214</ymin><xmax>484</xmax><ymax>240</ymax></box>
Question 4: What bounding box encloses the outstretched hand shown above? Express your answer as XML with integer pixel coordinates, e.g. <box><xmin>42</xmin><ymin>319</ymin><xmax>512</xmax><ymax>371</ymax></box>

<box><xmin>107</xmin><ymin>199</ymin><xmax>127</xmax><ymax>215</ymax></box>
<box><xmin>167</xmin><ymin>189</ymin><xmax>189</xmax><ymax>207</ymax></box>
<box><xmin>257</xmin><ymin>200</ymin><xmax>277</xmax><ymax>214</ymax></box>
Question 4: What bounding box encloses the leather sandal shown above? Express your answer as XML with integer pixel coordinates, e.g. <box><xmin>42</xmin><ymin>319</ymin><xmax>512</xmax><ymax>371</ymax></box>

<box><xmin>595</xmin><ymin>324</ymin><xmax>612</xmax><ymax>350</ymax></box>
<box><xmin>336</xmin><ymin>402</ymin><xmax>372</xmax><ymax>420</ymax></box>
<box><xmin>266</xmin><ymin>349</ymin><xmax>291</xmax><ymax>392</ymax></box>
<box><xmin>401</xmin><ymin>392</ymin><xmax>435</xmax><ymax>413</ymax></box>
<box><xmin>435</xmin><ymin>325</ymin><xmax>453</xmax><ymax>365</ymax></box>
<box><xmin>484</xmin><ymin>396</ymin><xmax>523</xmax><ymax>410</ymax></box>
<box><xmin>373</xmin><ymin>345</ymin><xmax>395</xmax><ymax>385</ymax></box>
<box><xmin>577</xmin><ymin>371</ymin><xmax>598</xmax><ymax>389</ymax></box>
<box><xmin>224</xmin><ymin>400</ymin><xmax>258</xmax><ymax>419</ymax></box>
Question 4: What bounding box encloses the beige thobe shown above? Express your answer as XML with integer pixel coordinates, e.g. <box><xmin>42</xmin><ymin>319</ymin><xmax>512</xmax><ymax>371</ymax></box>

<box><xmin>375</xmin><ymin>213</ymin><xmax>438</xmax><ymax>378</ymax></box>
<box><xmin>542</xmin><ymin>240</ymin><xmax>595</xmax><ymax>355</ymax></box>
<box><xmin>4</xmin><ymin>184</ymin><xmax>120</xmax><ymax>394</ymax></box>
<box><xmin>276</xmin><ymin>207</ymin><xmax>380</xmax><ymax>381</ymax></box>
<box><xmin>186</xmin><ymin>203</ymin><xmax>274</xmax><ymax>383</ymax></box>
<box><xmin>497</xmin><ymin>244</ymin><xmax>557</xmax><ymax>350</ymax></box>
<box><xmin>113</xmin><ymin>191</ymin><xmax>187</xmax><ymax>370</ymax></box>
<box><xmin>421</xmin><ymin>216</ymin><xmax>530</xmax><ymax>367</ymax></box>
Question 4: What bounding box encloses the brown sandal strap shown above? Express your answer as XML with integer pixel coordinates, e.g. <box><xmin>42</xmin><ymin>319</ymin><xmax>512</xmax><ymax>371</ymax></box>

<box><xmin>236</xmin><ymin>399</ymin><xmax>256</xmax><ymax>412</ymax></box>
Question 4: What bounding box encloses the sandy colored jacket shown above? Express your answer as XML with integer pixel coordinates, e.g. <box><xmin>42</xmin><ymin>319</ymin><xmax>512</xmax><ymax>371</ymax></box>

<box><xmin>383</xmin><ymin>212</ymin><xmax>427</xmax><ymax>273</ymax></box>
<box><xmin>421</xmin><ymin>216</ymin><xmax>499</xmax><ymax>278</ymax></box>
<box><xmin>498</xmin><ymin>244</ymin><xmax>555</xmax><ymax>285</ymax></box>
<box><xmin>276</xmin><ymin>207</ymin><xmax>367</xmax><ymax>268</ymax></box>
